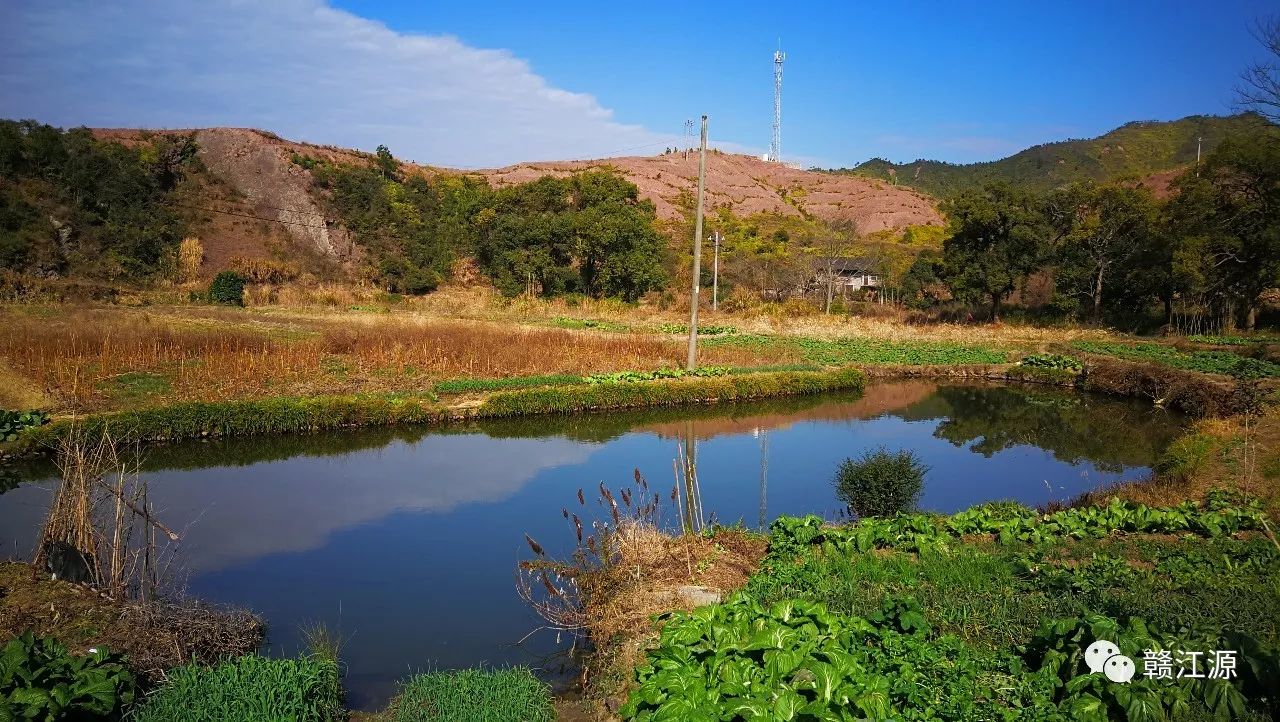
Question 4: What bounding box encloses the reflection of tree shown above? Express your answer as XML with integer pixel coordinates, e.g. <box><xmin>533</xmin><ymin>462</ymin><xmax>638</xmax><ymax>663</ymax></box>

<box><xmin>4</xmin><ymin>394</ymin><xmax>851</xmax><ymax>485</ymax></box>
<box><xmin>0</xmin><ymin>466</ymin><xmax>21</xmax><ymax>496</ymax></box>
<box><xmin>921</xmin><ymin>386</ymin><xmax>1182</xmax><ymax>471</ymax></box>
<box><xmin>3</xmin><ymin>384</ymin><xmax>1185</xmax><ymax>490</ymax></box>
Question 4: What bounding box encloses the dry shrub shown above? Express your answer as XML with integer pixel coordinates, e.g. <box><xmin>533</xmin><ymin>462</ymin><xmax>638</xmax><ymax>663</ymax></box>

<box><xmin>517</xmin><ymin>471</ymin><xmax>764</xmax><ymax>710</ymax></box>
<box><xmin>579</xmin><ymin>524</ymin><xmax>765</xmax><ymax>648</ymax></box>
<box><xmin>0</xmin><ymin>271</ymin><xmax>119</xmax><ymax>303</ymax></box>
<box><xmin>177</xmin><ymin>237</ymin><xmax>203</xmax><ymax>283</ymax></box>
<box><xmin>267</xmin><ymin>282</ymin><xmax>366</xmax><ymax>307</ymax></box>
<box><xmin>229</xmin><ymin>255</ymin><xmax>301</xmax><ymax>284</ymax></box>
<box><xmin>1082</xmin><ymin>358</ymin><xmax>1236</xmax><ymax>416</ymax></box>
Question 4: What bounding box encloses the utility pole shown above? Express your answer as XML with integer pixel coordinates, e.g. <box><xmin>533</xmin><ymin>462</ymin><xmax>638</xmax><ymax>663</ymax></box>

<box><xmin>686</xmin><ymin>115</ymin><xmax>708</xmax><ymax>371</ymax></box>
<box><xmin>711</xmin><ymin>231</ymin><xmax>721</xmax><ymax>311</ymax></box>
<box><xmin>1196</xmin><ymin>136</ymin><xmax>1203</xmax><ymax>176</ymax></box>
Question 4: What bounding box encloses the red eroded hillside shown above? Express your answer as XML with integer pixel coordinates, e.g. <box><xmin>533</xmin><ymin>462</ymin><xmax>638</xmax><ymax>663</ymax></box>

<box><xmin>477</xmin><ymin>152</ymin><xmax>942</xmax><ymax>233</ymax></box>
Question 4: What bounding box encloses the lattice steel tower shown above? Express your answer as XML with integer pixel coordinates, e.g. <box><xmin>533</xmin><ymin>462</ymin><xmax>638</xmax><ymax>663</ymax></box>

<box><xmin>769</xmin><ymin>48</ymin><xmax>785</xmax><ymax>163</ymax></box>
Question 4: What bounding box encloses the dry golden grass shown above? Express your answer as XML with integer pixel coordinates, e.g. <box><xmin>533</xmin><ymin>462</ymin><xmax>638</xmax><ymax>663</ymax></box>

<box><xmin>0</xmin><ymin>305</ymin><xmax>755</xmax><ymax>412</ymax></box>
<box><xmin>0</xmin><ymin>290</ymin><xmax>1102</xmax><ymax>415</ymax></box>
<box><xmin>404</xmin><ymin>282</ymin><xmax>1121</xmax><ymax>348</ymax></box>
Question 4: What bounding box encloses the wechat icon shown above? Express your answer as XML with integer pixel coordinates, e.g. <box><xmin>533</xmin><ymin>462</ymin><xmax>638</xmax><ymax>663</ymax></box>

<box><xmin>1085</xmin><ymin>639</ymin><xmax>1135</xmax><ymax>684</ymax></box>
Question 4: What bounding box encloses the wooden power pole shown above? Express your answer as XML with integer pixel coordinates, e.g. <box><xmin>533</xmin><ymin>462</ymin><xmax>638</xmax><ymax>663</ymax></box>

<box><xmin>686</xmin><ymin>115</ymin><xmax>708</xmax><ymax>370</ymax></box>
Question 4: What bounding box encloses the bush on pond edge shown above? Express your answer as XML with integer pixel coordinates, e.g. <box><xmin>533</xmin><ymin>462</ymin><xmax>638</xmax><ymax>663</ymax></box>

<box><xmin>834</xmin><ymin>447</ymin><xmax>927</xmax><ymax>518</ymax></box>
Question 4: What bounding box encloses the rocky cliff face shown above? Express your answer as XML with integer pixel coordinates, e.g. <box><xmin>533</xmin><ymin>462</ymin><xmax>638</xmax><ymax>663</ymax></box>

<box><xmin>191</xmin><ymin>129</ymin><xmax>356</xmax><ymax>260</ymax></box>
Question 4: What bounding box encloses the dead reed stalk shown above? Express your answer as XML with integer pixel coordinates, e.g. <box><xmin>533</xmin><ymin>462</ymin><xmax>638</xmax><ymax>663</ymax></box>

<box><xmin>36</xmin><ymin>427</ymin><xmax>179</xmax><ymax>600</ymax></box>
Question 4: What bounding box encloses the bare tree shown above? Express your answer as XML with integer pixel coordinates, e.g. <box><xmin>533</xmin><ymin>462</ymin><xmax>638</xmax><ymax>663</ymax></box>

<box><xmin>1237</xmin><ymin>16</ymin><xmax>1280</xmax><ymax>123</ymax></box>
<box><xmin>813</xmin><ymin>219</ymin><xmax>858</xmax><ymax>313</ymax></box>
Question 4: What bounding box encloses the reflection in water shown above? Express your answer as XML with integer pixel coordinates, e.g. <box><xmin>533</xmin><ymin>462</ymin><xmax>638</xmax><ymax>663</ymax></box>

<box><xmin>0</xmin><ymin>383</ymin><xmax>1184</xmax><ymax>709</ymax></box>
<box><xmin>923</xmin><ymin>385</ymin><xmax>1181</xmax><ymax>470</ymax></box>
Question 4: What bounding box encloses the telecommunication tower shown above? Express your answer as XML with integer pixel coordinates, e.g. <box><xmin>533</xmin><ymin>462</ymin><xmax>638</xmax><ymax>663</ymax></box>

<box><xmin>769</xmin><ymin>48</ymin><xmax>785</xmax><ymax>162</ymax></box>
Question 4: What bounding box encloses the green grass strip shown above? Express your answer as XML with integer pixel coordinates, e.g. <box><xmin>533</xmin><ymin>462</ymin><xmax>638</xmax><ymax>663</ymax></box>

<box><xmin>11</xmin><ymin>392</ymin><xmax>449</xmax><ymax>452</ymax></box>
<box><xmin>704</xmin><ymin>334</ymin><xmax>1009</xmax><ymax>366</ymax></box>
<box><xmin>389</xmin><ymin>667</ymin><xmax>553</xmax><ymax>722</ymax></box>
<box><xmin>1073</xmin><ymin>340</ymin><xmax>1280</xmax><ymax>377</ymax></box>
<box><xmin>479</xmin><ymin>367</ymin><xmax>866</xmax><ymax>417</ymax></box>
<box><xmin>132</xmin><ymin>654</ymin><xmax>342</xmax><ymax>722</ymax></box>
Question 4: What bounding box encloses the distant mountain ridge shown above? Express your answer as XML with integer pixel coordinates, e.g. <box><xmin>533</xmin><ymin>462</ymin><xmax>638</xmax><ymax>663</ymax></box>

<box><xmin>830</xmin><ymin>113</ymin><xmax>1272</xmax><ymax>198</ymax></box>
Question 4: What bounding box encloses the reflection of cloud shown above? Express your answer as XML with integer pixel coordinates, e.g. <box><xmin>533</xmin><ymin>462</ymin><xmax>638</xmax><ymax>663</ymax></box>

<box><xmin>0</xmin><ymin>435</ymin><xmax>593</xmax><ymax>572</ymax></box>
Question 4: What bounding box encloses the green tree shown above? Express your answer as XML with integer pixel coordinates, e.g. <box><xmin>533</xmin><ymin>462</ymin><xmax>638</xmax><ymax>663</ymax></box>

<box><xmin>1048</xmin><ymin>181</ymin><xmax>1157</xmax><ymax>320</ymax></box>
<box><xmin>474</xmin><ymin>171</ymin><xmax>667</xmax><ymax>300</ymax></box>
<box><xmin>1163</xmin><ymin>128</ymin><xmax>1280</xmax><ymax>330</ymax></box>
<box><xmin>940</xmin><ymin>183</ymin><xmax>1050</xmax><ymax>320</ymax></box>
<box><xmin>374</xmin><ymin>144</ymin><xmax>399</xmax><ymax>180</ymax></box>
<box><xmin>900</xmin><ymin>249</ymin><xmax>946</xmax><ymax>309</ymax></box>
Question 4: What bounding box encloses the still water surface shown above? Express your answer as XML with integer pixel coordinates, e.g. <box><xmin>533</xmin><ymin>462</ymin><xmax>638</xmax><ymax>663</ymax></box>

<box><xmin>0</xmin><ymin>382</ymin><xmax>1183</xmax><ymax>708</ymax></box>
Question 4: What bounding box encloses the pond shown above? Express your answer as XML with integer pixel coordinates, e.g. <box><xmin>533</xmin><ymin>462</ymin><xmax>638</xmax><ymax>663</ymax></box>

<box><xmin>0</xmin><ymin>381</ymin><xmax>1184</xmax><ymax>709</ymax></box>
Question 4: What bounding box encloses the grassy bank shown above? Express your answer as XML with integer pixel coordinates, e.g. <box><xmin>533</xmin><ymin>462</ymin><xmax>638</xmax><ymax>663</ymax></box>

<box><xmin>479</xmin><ymin>367</ymin><xmax>867</xmax><ymax>417</ymax></box>
<box><xmin>2</xmin><ymin>367</ymin><xmax>869</xmax><ymax>455</ymax></box>
<box><xmin>0</xmin><ymin>562</ymin><xmax>263</xmax><ymax>687</ymax></box>
<box><xmin>4</xmin><ymin>350</ymin><xmax>1259</xmax><ymax>457</ymax></box>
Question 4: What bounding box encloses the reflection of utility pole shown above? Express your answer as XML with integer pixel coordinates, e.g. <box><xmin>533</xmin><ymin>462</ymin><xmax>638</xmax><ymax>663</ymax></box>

<box><xmin>757</xmin><ymin>428</ymin><xmax>769</xmax><ymax>529</ymax></box>
<box><xmin>711</xmin><ymin>231</ymin><xmax>721</xmax><ymax>312</ymax></box>
<box><xmin>682</xmin><ymin>420</ymin><xmax>701</xmax><ymax>533</ymax></box>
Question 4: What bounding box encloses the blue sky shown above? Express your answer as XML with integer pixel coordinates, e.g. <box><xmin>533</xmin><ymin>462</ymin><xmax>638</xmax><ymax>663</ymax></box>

<box><xmin>1</xmin><ymin>0</ymin><xmax>1274</xmax><ymax>167</ymax></box>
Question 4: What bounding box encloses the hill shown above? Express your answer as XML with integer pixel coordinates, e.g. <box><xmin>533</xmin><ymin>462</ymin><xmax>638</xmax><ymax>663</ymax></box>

<box><xmin>83</xmin><ymin>128</ymin><xmax>942</xmax><ymax>276</ymax></box>
<box><xmin>476</xmin><ymin>152</ymin><xmax>941</xmax><ymax>233</ymax></box>
<box><xmin>833</xmin><ymin>113</ymin><xmax>1271</xmax><ymax>198</ymax></box>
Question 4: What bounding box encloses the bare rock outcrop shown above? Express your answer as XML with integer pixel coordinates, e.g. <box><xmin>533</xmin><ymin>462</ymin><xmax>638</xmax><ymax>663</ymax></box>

<box><xmin>193</xmin><ymin>129</ymin><xmax>355</xmax><ymax>259</ymax></box>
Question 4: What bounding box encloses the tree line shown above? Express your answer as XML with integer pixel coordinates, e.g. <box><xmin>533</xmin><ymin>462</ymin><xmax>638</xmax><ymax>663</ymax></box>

<box><xmin>899</xmin><ymin>123</ymin><xmax>1280</xmax><ymax>331</ymax></box>
<box><xmin>308</xmin><ymin>148</ymin><xmax>668</xmax><ymax>300</ymax></box>
<box><xmin>0</xmin><ymin>120</ymin><xmax>197</xmax><ymax>280</ymax></box>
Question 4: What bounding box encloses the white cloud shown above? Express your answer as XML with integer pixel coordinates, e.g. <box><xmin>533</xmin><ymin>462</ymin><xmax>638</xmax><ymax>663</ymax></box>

<box><xmin>0</xmin><ymin>0</ymin><xmax>684</xmax><ymax>168</ymax></box>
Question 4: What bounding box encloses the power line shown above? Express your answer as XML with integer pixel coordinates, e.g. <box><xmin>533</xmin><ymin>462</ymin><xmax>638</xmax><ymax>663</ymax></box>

<box><xmin>163</xmin><ymin>200</ymin><xmax>332</xmax><ymax>230</ymax></box>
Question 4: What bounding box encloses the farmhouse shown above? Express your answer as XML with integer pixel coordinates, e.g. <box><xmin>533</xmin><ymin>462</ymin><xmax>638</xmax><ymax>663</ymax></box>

<box><xmin>812</xmin><ymin>257</ymin><xmax>882</xmax><ymax>292</ymax></box>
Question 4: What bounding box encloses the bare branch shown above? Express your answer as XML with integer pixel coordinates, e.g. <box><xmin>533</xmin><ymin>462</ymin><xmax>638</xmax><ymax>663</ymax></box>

<box><xmin>1235</xmin><ymin>16</ymin><xmax>1280</xmax><ymax>123</ymax></box>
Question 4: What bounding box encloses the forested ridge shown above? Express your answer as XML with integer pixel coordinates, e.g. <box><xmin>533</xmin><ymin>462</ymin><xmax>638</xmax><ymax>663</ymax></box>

<box><xmin>898</xmin><ymin>122</ymin><xmax>1280</xmax><ymax>331</ymax></box>
<box><xmin>834</xmin><ymin>113</ymin><xmax>1269</xmax><ymax>198</ymax></box>
<box><xmin>306</xmin><ymin>147</ymin><xmax>668</xmax><ymax>299</ymax></box>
